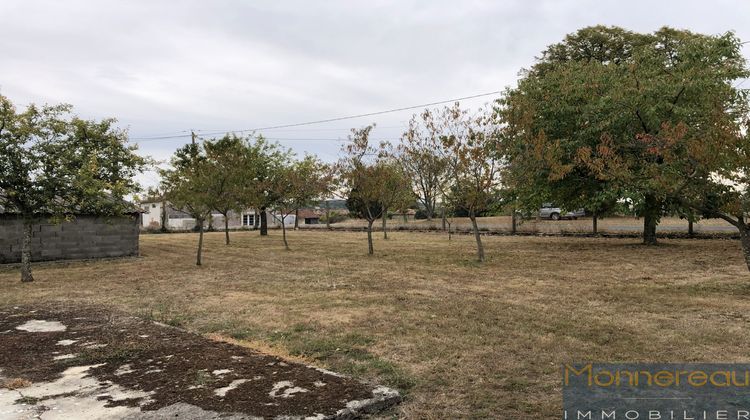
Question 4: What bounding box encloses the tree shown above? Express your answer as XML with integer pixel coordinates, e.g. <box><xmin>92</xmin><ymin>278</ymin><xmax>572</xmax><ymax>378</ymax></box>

<box><xmin>399</xmin><ymin>110</ymin><xmax>449</xmax><ymax>221</ymax></box>
<box><xmin>287</xmin><ymin>155</ymin><xmax>333</xmax><ymax>230</ymax></box>
<box><xmin>499</xmin><ymin>26</ymin><xmax>749</xmax><ymax>245</ymax></box>
<box><xmin>161</xmin><ymin>142</ymin><xmax>213</xmax><ymax>266</ymax></box>
<box><xmin>668</xmin><ymin>121</ymin><xmax>750</xmax><ymax>270</ymax></box>
<box><xmin>377</xmin><ymin>159</ymin><xmax>413</xmax><ymax>240</ymax></box>
<box><xmin>339</xmin><ymin>125</ymin><xmax>390</xmax><ymax>255</ymax></box>
<box><xmin>438</xmin><ymin>103</ymin><xmax>503</xmax><ymax>262</ymax></box>
<box><xmin>268</xmin><ymin>163</ymin><xmax>295</xmax><ymax>251</ymax></box>
<box><xmin>241</xmin><ymin>136</ymin><xmax>291</xmax><ymax>236</ymax></box>
<box><xmin>269</xmin><ymin>155</ymin><xmax>332</xmax><ymax>250</ymax></box>
<box><xmin>0</xmin><ymin>95</ymin><xmax>146</xmax><ymax>282</ymax></box>
<box><xmin>203</xmin><ymin>134</ymin><xmax>247</xmax><ymax>245</ymax></box>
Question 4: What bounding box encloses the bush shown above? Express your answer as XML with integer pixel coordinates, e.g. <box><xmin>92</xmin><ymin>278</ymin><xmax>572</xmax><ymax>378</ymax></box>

<box><xmin>414</xmin><ymin>209</ymin><xmax>435</xmax><ymax>220</ymax></box>
<box><xmin>321</xmin><ymin>212</ymin><xmax>348</xmax><ymax>224</ymax></box>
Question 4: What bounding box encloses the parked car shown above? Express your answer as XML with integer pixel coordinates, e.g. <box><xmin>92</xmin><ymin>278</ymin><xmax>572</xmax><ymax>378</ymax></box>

<box><xmin>539</xmin><ymin>203</ymin><xmax>585</xmax><ymax>220</ymax></box>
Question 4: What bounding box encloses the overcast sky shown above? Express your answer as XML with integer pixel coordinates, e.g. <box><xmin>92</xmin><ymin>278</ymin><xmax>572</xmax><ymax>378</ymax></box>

<box><xmin>1</xmin><ymin>0</ymin><xmax>749</xmax><ymax>188</ymax></box>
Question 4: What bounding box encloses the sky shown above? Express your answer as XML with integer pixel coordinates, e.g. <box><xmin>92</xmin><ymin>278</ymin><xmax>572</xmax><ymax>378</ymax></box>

<box><xmin>1</xmin><ymin>0</ymin><xmax>749</xmax><ymax>188</ymax></box>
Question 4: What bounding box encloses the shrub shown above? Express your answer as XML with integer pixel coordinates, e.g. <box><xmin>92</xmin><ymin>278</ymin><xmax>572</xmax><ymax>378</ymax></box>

<box><xmin>321</xmin><ymin>212</ymin><xmax>348</xmax><ymax>224</ymax></box>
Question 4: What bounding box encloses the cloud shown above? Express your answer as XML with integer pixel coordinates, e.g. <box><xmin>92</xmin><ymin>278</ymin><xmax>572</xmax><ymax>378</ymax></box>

<box><xmin>1</xmin><ymin>0</ymin><xmax>748</xmax><ymax>188</ymax></box>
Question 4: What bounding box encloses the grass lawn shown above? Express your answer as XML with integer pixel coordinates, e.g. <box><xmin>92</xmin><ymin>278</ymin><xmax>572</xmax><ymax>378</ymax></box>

<box><xmin>1</xmin><ymin>230</ymin><xmax>748</xmax><ymax>418</ymax></box>
<box><xmin>326</xmin><ymin>215</ymin><xmax>736</xmax><ymax>235</ymax></box>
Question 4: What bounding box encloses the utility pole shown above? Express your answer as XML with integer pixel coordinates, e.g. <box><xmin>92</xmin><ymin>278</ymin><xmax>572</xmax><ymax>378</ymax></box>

<box><xmin>189</xmin><ymin>130</ymin><xmax>201</xmax><ymax>233</ymax></box>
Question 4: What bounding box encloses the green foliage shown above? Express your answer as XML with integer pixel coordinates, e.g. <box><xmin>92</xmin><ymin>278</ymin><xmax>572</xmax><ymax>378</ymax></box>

<box><xmin>339</xmin><ymin>125</ymin><xmax>388</xmax><ymax>222</ymax></box>
<box><xmin>345</xmin><ymin>183</ymin><xmax>384</xmax><ymax>221</ymax></box>
<box><xmin>242</xmin><ymin>135</ymin><xmax>293</xmax><ymax>211</ymax></box>
<box><xmin>319</xmin><ymin>211</ymin><xmax>347</xmax><ymax>224</ymax></box>
<box><xmin>0</xmin><ymin>94</ymin><xmax>147</xmax><ymax>280</ymax></box>
<box><xmin>436</xmin><ymin>103</ymin><xmax>503</xmax><ymax>219</ymax></box>
<box><xmin>271</xmin><ymin>154</ymin><xmax>333</xmax><ymax>214</ymax></box>
<box><xmin>378</xmin><ymin>158</ymin><xmax>414</xmax><ymax>215</ymax></box>
<box><xmin>399</xmin><ymin>109</ymin><xmax>450</xmax><ymax>218</ymax></box>
<box><xmin>499</xmin><ymin>26</ymin><xmax>750</xmax><ymax>228</ymax></box>
<box><xmin>340</xmin><ymin>127</ymin><xmax>418</xmax><ymax>221</ymax></box>
<box><xmin>160</xmin><ymin>142</ymin><xmax>213</xmax><ymax>222</ymax></box>
<box><xmin>0</xmin><ymin>94</ymin><xmax>146</xmax><ymax>218</ymax></box>
<box><xmin>202</xmin><ymin>134</ymin><xmax>250</xmax><ymax>216</ymax></box>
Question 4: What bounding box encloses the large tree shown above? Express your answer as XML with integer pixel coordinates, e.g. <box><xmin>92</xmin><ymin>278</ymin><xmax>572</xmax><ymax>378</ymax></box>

<box><xmin>499</xmin><ymin>26</ymin><xmax>749</xmax><ymax>245</ymax></box>
<box><xmin>669</xmin><ymin>123</ymin><xmax>750</xmax><ymax>270</ymax></box>
<box><xmin>0</xmin><ymin>95</ymin><xmax>146</xmax><ymax>282</ymax></box>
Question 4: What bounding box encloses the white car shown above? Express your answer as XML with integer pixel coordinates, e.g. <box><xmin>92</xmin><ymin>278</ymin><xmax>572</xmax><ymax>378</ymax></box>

<box><xmin>539</xmin><ymin>203</ymin><xmax>585</xmax><ymax>220</ymax></box>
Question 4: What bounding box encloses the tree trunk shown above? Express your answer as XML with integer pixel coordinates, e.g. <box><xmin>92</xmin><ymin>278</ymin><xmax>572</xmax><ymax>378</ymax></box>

<box><xmin>367</xmin><ymin>219</ymin><xmax>374</xmax><ymax>255</ymax></box>
<box><xmin>642</xmin><ymin>194</ymin><xmax>659</xmax><ymax>245</ymax></box>
<box><xmin>382</xmin><ymin>207</ymin><xmax>388</xmax><ymax>240</ymax></box>
<box><xmin>196</xmin><ymin>219</ymin><xmax>204</xmax><ymax>266</ymax></box>
<box><xmin>425</xmin><ymin>201</ymin><xmax>433</xmax><ymax>221</ymax></box>
<box><xmin>325</xmin><ymin>201</ymin><xmax>331</xmax><ymax>229</ymax></box>
<box><xmin>254</xmin><ymin>209</ymin><xmax>259</xmax><ymax>229</ymax></box>
<box><xmin>740</xmin><ymin>225</ymin><xmax>750</xmax><ymax>272</ymax></box>
<box><xmin>592</xmin><ymin>212</ymin><xmax>598</xmax><ymax>235</ymax></box>
<box><xmin>294</xmin><ymin>208</ymin><xmax>299</xmax><ymax>230</ymax></box>
<box><xmin>282</xmin><ymin>215</ymin><xmax>290</xmax><ymax>250</ymax></box>
<box><xmin>224</xmin><ymin>215</ymin><xmax>230</xmax><ymax>245</ymax></box>
<box><xmin>688</xmin><ymin>219</ymin><xmax>694</xmax><ymax>236</ymax></box>
<box><xmin>160</xmin><ymin>199</ymin><xmax>168</xmax><ymax>232</ymax></box>
<box><xmin>403</xmin><ymin>212</ymin><xmax>407</xmax><ymax>223</ymax></box>
<box><xmin>20</xmin><ymin>218</ymin><xmax>34</xmax><ymax>282</ymax></box>
<box><xmin>441</xmin><ymin>207</ymin><xmax>447</xmax><ymax>231</ymax></box>
<box><xmin>469</xmin><ymin>212</ymin><xmax>485</xmax><ymax>262</ymax></box>
<box><xmin>511</xmin><ymin>207</ymin><xmax>517</xmax><ymax>235</ymax></box>
<box><xmin>260</xmin><ymin>207</ymin><xmax>268</xmax><ymax>236</ymax></box>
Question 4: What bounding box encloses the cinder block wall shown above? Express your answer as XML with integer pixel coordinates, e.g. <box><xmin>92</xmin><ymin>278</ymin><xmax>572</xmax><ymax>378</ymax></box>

<box><xmin>0</xmin><ymin>215</ymin><xmax>140</xmax><ymax>263</ymax></box>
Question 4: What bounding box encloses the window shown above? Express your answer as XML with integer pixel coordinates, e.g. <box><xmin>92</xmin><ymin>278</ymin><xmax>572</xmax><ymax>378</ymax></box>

<box><xmin>151</xmin><ymin>203</ymin><xmax>157</xmax><ymax>208</ymax></box>
<box><xmin>242</xmin><ymin>214</ymin><xmax>255</xmax><ymax>226</ymax></box>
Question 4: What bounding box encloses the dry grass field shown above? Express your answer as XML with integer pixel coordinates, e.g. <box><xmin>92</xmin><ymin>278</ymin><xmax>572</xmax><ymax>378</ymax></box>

<box><xmin>1</xmin><ymin>230</ymin><xmax>749</xmax><ymax>418</ymax></box>
<box><xmin>325</xmin><ymin>215</ymin><xmax>737</xmax><ymax>235</ymax></box>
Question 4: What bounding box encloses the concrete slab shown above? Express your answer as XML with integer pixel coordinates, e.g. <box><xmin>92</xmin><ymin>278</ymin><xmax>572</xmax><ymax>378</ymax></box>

<box><xmin>0</xmin><ymin>306</ymin><xmax>400</xmax><ymax>419</ymax></box>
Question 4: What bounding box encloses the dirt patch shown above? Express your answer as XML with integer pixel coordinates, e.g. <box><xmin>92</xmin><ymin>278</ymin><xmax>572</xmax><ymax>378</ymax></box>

<box><xmin>0</xmin><ymin>305</ymin><xmax>400</xmax><ymax>419</ymax></box>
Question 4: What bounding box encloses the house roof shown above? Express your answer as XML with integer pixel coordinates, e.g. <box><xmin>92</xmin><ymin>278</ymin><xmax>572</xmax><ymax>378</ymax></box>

<box><xmin>139</xmin><ymin>195</ymin><xmax>165</xmax><ymax>204</ymax></box>
<box><xmin>297</xmin><ymin>209</ymin><xmax>322</xmax><ymax>219</ymax></box>
<box><xmin>391</xmin><ymin>209</ymin><xmax>417</xmax><ymax>215</ymax></box>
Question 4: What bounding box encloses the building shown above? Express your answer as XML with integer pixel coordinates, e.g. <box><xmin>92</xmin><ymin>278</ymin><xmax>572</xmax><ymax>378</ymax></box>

<box><xmin>139</xmin><ymin>198</ymin><xmax>285</xmax><ymax>231</ymax></box>
<box><xmin>0</xmin><ymin>211</ymin><xmax>140</xmax><ymax>263</ymax></box>
<box><xmin>297</xmin><ymin>209</ymin><xmax>322</xmax><ymax>225</ymax></box>
<box><xmin>390</xmin><ymin>209</ymin><xmax>417</xmax><ymax>221</ymax></box>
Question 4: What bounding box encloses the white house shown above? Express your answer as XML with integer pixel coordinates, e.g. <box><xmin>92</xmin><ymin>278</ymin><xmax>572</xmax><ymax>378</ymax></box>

<box><xmin>139</xmin><ymin>199</ymin><xmax>282</xmax><ymax>231</ymax></box>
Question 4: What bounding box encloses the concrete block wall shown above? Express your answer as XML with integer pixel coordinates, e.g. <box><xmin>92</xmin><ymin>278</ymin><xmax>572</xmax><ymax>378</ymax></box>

<box><xmin>0</xmin><ymin>215</ymin><xmax>139</xmax><ymax>263</ymax></box>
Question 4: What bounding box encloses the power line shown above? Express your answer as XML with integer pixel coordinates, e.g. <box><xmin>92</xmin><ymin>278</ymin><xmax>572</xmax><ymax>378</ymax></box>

<box><xmin>128</xmin><ymin>90</ymin><xmax>501</xmax><ymax>141</ymax></box>
<box><xmin>134</xmin><ymin>135</ymin><xmax>397</xmax><ymax>144</ymax></box>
